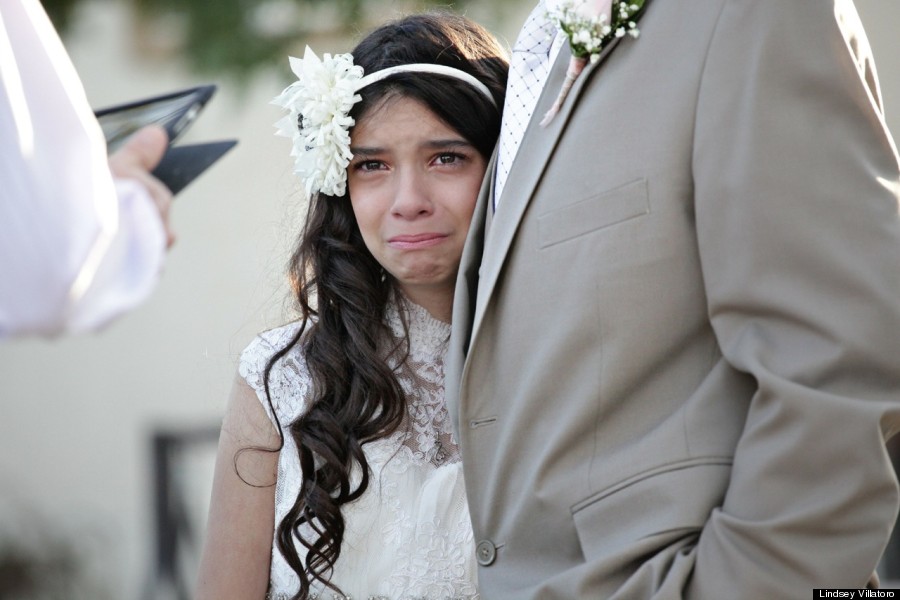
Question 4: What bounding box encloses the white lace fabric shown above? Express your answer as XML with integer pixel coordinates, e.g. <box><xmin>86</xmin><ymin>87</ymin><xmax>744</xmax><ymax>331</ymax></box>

<box><xmin>239</xmin><ymin>299</ymin><xmax>478</xmax><ymax>599</ymax></box>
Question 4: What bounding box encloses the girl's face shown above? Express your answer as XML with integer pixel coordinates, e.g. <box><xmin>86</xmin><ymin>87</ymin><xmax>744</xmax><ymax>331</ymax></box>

<box><xmin>347</xmin><ymin>95</ymin><xmax>487</xmax><ymax>313</ymax></box>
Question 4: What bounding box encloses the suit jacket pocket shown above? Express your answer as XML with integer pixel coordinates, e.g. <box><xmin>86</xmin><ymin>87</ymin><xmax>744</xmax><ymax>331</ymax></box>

<box><xmin>538</xmin><ymin>178</ymin><xmax>650</xmax><ymax>248</ymax></box>
<box><xmin>571</xmin><ymin>458</ymin><xmax>731</xmax><ymax>563</ymax></box>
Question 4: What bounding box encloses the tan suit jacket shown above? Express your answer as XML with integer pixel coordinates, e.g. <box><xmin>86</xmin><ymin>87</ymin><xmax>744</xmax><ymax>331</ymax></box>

<box><xmin>448</xmin><ymin>1</ymin><xmax>900</xmax><ymax>598</ymax></box>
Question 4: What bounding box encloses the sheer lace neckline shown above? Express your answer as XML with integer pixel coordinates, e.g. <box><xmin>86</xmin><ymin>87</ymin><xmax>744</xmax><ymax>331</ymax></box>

<box><xmin>384</xmin><ymin>297</ymin><xmax>450</xmax><ymax>358</ymax></box>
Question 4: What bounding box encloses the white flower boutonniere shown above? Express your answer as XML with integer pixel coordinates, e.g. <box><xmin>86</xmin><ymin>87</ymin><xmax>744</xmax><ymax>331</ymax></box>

<box><xmin>541</xmin><ymin>0</ymin><xmax>646</xmax><ymax>126</ymax></box>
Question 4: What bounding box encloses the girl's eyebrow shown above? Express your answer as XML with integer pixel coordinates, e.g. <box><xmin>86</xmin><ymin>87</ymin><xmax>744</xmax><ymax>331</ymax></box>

<box><xmin>349</xmin><ymin>146</ymin><xmax>383</xmax><ymax>157</ymax></box>
<box><xmin>350</xmin><ymin>139</ymin><xmax>473</xmax><ymax>156</ymax></box>
<box><xmin>421</xmin><ymin>139</ymin><xmax>472</xmax><ymax>150</ymax></box>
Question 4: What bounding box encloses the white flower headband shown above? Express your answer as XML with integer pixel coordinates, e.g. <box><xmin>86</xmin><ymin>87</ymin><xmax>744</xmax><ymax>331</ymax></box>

<box><xmin>273</xmin><ymin>46</ymin><xmax>497</xmax><ymax>199</ymax></box>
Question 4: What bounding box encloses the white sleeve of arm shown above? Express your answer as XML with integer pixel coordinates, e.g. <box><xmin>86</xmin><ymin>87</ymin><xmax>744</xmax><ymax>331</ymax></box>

<box><xmin>0</xmin><ymin>0</ymin><xmax>166</xmax><ymax>339</ymax></box>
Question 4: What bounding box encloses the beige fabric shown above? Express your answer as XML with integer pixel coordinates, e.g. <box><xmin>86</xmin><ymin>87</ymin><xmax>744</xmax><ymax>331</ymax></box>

<box><xmin>448</xmin><ymin>1</ymin><xmax>900</xmax><ymax>598</ymax></box>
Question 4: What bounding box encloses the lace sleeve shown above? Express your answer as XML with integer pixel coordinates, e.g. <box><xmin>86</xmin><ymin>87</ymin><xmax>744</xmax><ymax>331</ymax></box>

<box><xmin>238</xmin><ymin>323</ymin><xmax>312</xmax><ymax>428</ymax></box>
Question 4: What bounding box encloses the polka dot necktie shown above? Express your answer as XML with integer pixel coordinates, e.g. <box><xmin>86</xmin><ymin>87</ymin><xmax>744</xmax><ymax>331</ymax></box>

<box><xmin>495</xmin><ymin>1</ymin><xmax>558</xmax><ymax>208</ymax></box>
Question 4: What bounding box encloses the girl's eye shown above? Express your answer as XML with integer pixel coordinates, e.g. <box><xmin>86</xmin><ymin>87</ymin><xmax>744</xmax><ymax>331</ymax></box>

<box><xmin>435</xmin><ymin>152</ymin><xmax>464</xmax><ymax>165</ymax></box>
<box><xmin>354</xmin><ymin>160</ymin><xmax>385</xmax><ymax>172</ymax></box>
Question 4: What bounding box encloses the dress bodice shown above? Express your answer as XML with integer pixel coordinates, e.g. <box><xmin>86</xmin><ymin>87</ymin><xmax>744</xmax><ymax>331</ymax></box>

<box><xmin>239</xmin><ymin>299</ymin><xmax>477</xmax><ymax>599</ymax></box>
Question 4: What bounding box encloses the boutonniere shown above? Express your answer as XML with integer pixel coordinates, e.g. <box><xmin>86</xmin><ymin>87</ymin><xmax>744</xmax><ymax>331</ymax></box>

<box><xmin>540</xmin><ymin>0</ymin><xmax>646</xmax><ymax>126</ymax></box>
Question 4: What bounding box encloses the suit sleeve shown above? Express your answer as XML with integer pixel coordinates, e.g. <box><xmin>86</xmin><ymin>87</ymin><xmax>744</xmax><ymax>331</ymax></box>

<box><xmin>687</xmin><ymin>0</ymin><xmax>900</xmax><ymax>595</ymax></box>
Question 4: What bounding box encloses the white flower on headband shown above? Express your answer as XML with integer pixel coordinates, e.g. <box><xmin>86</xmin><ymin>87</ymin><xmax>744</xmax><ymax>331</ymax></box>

<box><xmin>272</xmin><ymin>46</ymin><xmax>364</xmax><ymax>198</ymax></box>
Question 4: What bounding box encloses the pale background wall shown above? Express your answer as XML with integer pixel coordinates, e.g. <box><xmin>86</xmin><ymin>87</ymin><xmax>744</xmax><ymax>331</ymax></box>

<box><xmin>0</xmin><ymin>1</ymin><xmax>897</xmax><ymax>598</ymax></box>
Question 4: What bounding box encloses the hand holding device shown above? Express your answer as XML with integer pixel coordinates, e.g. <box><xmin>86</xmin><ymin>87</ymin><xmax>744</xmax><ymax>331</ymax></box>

<box><xmin>108</xmin><ymin>125</ymin><xmax>176</xmax><ymax>247</ymax></box>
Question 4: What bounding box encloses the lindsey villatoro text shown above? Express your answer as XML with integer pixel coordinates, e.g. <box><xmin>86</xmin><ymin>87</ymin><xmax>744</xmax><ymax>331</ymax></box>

<box><xmin>815</xmin><ymin>590</ymin><xmax>898</xmax><ymax>598</ymax></box>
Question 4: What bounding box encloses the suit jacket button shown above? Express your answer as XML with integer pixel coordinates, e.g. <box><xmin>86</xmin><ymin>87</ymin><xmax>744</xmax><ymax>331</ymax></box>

<box><xmin>476</xmin><ymin>539</ymin><xmax>497</xmax><ymax>566</ymax></box>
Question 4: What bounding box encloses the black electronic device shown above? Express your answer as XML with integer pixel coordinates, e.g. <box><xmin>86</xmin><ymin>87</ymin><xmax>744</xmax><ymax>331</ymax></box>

<box><xmin>94</xmin><ymin>85</ymin><xmax>237</xmax><ymax>194</ymax></box>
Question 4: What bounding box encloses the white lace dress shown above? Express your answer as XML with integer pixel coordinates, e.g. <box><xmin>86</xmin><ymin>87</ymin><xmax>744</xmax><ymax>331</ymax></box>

<box><xmin>239</xmin><ymin>299</ymin><xmax>478</xmax><ymax>600</ymax></box>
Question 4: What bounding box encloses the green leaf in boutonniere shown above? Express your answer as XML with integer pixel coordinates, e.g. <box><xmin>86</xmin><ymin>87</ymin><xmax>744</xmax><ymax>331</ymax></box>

<box><xmin>540</xmin><ymin>0</ymin><xmax>646</xmax><ymax>126</ymax></box>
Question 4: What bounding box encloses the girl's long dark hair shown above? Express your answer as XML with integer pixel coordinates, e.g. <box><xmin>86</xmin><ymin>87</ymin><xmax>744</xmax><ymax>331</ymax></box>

<box><xmin>262</xmin><ymin>13</ymin><xmax>507</xmax><ymax>599</ymax></box>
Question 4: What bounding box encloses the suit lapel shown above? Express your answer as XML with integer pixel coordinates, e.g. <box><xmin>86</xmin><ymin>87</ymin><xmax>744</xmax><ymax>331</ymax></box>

<box><xmin>469</xmin><ymin>35</ymin><xmax>625</xmax><ymax>339</ymax></box>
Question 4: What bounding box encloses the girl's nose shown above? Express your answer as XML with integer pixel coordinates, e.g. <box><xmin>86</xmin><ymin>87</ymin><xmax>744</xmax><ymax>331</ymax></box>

<box><xmin>391</xmin><ymin>168</ymin><xmax>433</xmax><ymax>218</ymax></box>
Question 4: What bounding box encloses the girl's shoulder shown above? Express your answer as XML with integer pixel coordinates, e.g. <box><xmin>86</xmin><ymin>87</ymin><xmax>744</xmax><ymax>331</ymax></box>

<box><xmin>238</xmin><ymin>321</ymin><xmax>312</xmax><ymax>426</ymax></box>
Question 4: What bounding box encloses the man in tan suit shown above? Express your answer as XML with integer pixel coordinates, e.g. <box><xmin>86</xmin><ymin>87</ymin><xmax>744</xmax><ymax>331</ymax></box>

<box><xmin>448</xmin><ymin>0</ymin><xmax>900</xmax><ymax>597</ymax></box>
